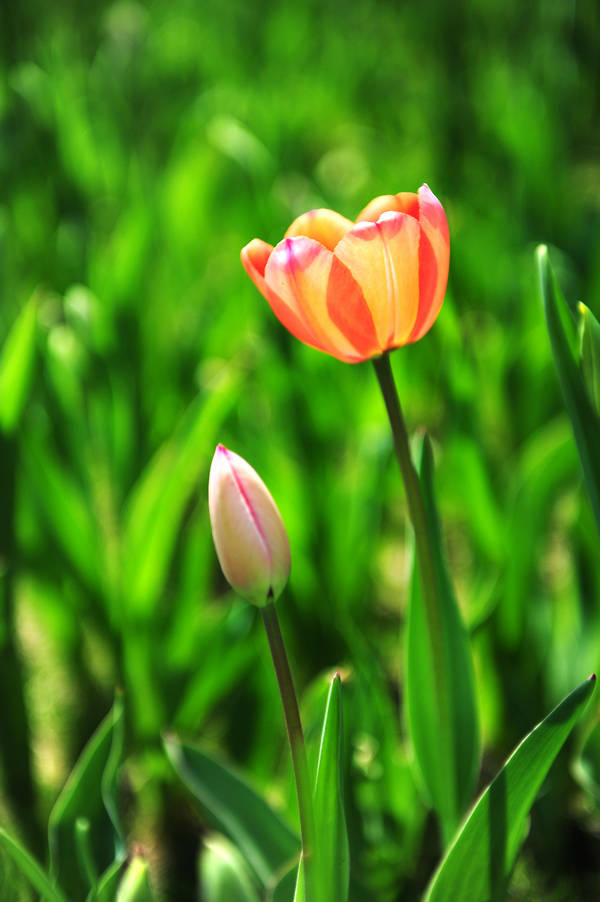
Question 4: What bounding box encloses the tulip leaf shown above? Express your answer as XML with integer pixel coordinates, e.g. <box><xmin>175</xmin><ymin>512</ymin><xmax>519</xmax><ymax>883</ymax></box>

<box><xmin>425</xmin><ymin>674</ymin><xmax>596</xmax><ymax>902</ymax></box>
<box><xmin>0</xmin><ymin>829</ymin><xmax>68</xmax><ymax>902</ymax></box>
<box><xmin>294</xmin><ymin>672</ymin><xmax>349</xmax><ymax>902</ymax></box>
<box><xmin>406</xmin><ymin>434</ymin><xmax>480</xmax><ymax>845</ymax></box>
<box><xmin>0</xmin><ymin>294</ymin><xmax>38</xmax><ymax>434</ymax></box>
<box><xmin>163</xmin><ymin>735</ymin><xmax>299</xmax><ymax>887</ymax></box>
<box><xmin>538</xmin><ymin>244</ymin><xmax>600</xmax><ymax>532</ymax></box>
<box><xmin>49</xmin><ymin>694</ymin><xmax>125</xmax><ymax>901</ymax></box>
<box><xmin>200</xmin><ymin>834</ymin><xmax>262</xmax><ymax>902</ymax></box>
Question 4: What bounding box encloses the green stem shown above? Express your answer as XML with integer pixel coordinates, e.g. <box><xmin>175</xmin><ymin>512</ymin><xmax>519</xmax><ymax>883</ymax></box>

<box><xmin>372</xmin><ymin>354</ymin><xmax>447</xmax><ymax>717</ymax></box>
<box><xmin>260</xmin><ymin>602</ymin><xmax>317</xmax><ymax>902</ymax></box>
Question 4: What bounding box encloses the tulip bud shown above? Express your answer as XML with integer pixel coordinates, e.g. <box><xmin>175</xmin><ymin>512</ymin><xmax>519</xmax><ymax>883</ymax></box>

<box><xmin>208</xmin><ymin>444</ymin><xmax>291</xmax><ymax>606</ymax></box>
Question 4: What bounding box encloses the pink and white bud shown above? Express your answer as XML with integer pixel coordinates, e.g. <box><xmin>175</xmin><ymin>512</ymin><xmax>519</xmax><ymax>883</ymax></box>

<box><xmin>208</xmin><ymin>444</ymin><xmax>291</xmax><ymax>606</ymax></box>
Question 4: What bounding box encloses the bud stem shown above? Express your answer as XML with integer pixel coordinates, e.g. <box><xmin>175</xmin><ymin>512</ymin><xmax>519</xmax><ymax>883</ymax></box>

<box><xmin>260</xmin><ymin>602</ymin><xmax>317</xmax><ymax>902</ymax></box>
<box><xmin>372</xmin><ymin>353</ymin><xmax>448</xmax><ymax>732</ymax></box>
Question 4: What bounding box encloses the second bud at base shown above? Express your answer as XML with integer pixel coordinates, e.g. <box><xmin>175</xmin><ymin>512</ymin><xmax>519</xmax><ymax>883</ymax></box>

<box><xmin>208</xmin><ymin>444</ymin><xmax>291</xmax><ymax>606</ymax></box>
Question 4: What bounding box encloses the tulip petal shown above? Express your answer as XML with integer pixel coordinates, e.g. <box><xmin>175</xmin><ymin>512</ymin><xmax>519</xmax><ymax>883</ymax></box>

<box><xmin>241</xmin><ymin>239</ymin><xmax>327</xmax><ymax>353</ymax></box>
<box><xmin>407</xmin><ymin>184</ymin><xmax>450</xmax><ymax>342</ymax></box>
<box><xmin>356</xmin><ymin>192</ymin><xmax>420</xmax><ymax>223</ymax></box>
<box><xmin>265</xmin><ymin>237</ymin><xmax>376</xmax><ymax>362</ymax></box>
<box><xmin>285</xmin><ymin>208</ymin><xmax>354</xmax><ymax>251</ymax></box>
<box><xmin>334</xmin><ymin>212</ymin><xmax>420</xmax><ymax>348</ymax></box>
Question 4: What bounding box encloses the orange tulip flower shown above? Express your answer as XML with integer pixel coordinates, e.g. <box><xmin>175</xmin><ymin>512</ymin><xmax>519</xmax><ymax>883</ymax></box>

<box><xmin>241</xmin><ymin>184</ymin><xmax>449</xmax><ymax>363</ymax></box>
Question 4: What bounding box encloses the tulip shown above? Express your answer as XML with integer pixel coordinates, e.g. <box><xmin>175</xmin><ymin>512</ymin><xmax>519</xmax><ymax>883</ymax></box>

<box><xmin>208</xmin><ymin>444</ymin><xmax>291</xmax><ymax>606</ymax></box>
<box><xmin>241</xmin><ymin>183</ymin><xmax>449</xmax><ymax>363</ymax></box>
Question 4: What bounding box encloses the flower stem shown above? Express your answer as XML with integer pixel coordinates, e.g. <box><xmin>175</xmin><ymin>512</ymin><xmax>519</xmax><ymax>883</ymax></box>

<box><xmin>372</xmin><ymin>354</ymin><xmax>447</xmax><ymax>715</ymax></box>
<box><xmin>260</xmin><ymin>601</ymin><xmax>317</xmax><ymax>902</ymax></box>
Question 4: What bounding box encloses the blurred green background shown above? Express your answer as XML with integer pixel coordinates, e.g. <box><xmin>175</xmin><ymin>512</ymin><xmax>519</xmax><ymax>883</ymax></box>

<box><xmin>1</xmin><ymin>0</ymin><xmax>600</xmax><ymax>898</ymax></box>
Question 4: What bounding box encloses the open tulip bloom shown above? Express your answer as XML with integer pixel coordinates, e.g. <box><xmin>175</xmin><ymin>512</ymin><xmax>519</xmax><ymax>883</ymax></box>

<box><xmin>241</xmin><ymin>183</ymin><xmax>449</xmax><ymax>363</ymax></box>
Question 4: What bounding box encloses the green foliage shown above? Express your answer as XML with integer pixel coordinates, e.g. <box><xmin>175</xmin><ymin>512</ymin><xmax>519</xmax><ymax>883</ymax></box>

<box><xmin>1</xmin><ymin>0</ymin><xmax>599</xmax><ymax>899</ymax></box>
<box><xmin>426</xmin><ymin>675</ymin><xmax>596</xmax><ymax>901</ymax></box>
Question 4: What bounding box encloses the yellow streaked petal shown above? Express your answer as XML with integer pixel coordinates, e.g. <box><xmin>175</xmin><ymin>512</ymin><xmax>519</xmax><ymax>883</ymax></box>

<box><xmin>264</xmin><ymin>237</ymin><xmax>367</xmax><ymax>362</ymax></box>
<box><xmin>285</xmin><ymin>208</ymin><xmax>354</xmax><ymax>251</ymax></box>
<box><xmin>334</xmin><ymin>212</ymin><xmax>420</xmax><ymax>348</ymax></box>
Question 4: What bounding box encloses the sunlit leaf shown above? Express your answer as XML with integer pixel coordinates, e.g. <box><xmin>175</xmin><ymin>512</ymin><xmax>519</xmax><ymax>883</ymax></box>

<box><xmin>578</xmin><ymin>301</ymin><xmax>600</xmax><ymax>416</ymax></box>
<box><xmin>115</xmin><ymin>856</ymin><xmax>156</xmax><ymax>902</ymax></box>
<box><xmin>426</xmin><ymin>675</ymin><xmax>596</xmax><ymax>901</ymax></box>
<box><xmin>200</xmin><ymin>834</ymin><xmax>262</xmax><ymax>902</ymax></box>
<box><xmin>0</xmin><ymin>294</ymin><xmax>37</xmax><ymax>434</ymax></box>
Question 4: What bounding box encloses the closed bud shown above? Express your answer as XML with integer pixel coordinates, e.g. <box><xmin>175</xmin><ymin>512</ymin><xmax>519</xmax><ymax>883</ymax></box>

<box><xmin>208</xmin><ymin>444</ymin><xmax>291</xmax><ymax>606</ymax></box>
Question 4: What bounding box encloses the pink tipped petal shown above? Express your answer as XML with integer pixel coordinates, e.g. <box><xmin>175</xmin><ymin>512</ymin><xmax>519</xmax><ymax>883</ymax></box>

<box><xmin>285</xmin><ymin>208</ymin><xmax>354</xmax><ymax>251</ymax></box>
<box><xmin>334</xmin><ymin>212</ymin><xmax>420</xmax><ymax>348</ymax></box>
<box><xmin>265</xmin><ymin>237</ymin><xmax>368</xmax><ymax>362</ymax></box>
<box><xmin>241</xmin><ymin>239</ymin><xmax>327</xmax><ymax>352</ymax></box>
<box><xmin>208</xmin><ymin>445</ymin><xmax>290</xmax><ymax>605</ymax></box>
<box><xmin>407</xmin><ymin>184</ymin><xmax>450</xmax><ymax>342</ymax></box>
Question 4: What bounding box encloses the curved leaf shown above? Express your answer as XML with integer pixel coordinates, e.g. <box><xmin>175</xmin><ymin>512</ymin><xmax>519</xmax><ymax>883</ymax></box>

<box><xmin>426</xmin><ymin>675</ymin><xmax>596</xmax><ymax>901</ymax></box>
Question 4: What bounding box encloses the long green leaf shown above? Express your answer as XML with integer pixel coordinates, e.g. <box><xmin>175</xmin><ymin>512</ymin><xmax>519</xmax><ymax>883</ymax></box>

<box><xmin>0</xmin><ymin>294</ymin><xmax>37</xmax><ymax>434</ymax></box>
<box><xmin>164</xmin><ymin>735</ymin><xmax>299</xmax><ymax>887</ymax></box>
<box><xmin>200</xmin><ymin>834</ymin><xmax>262</xmax><ymax>902</ymax></box>
<box><xmin>538</xmin><ymin>244</ymin><xmax>600</xmax><ymax>532</ymax></box>
<box><xmin>87</xmin><ymin>857</ymin><xmax>127</xmax><ymax>902</ymax></box>
<box><xmin>406</xmin><ymin>434</ymin><xmax>480</xmax><ymax>845</ymax></box>
<box><xmin>0</xmin><ymin>829</ymin><xmax>68</xmax><ymax>902</ymax></box>
<box><xmin>295</xmin><ymin>673</ymin><xmax>348</xmax><ymax>902</ymax></box>
<box><xmin>425</xmin><ymin>674</ymin><xmax>596</xmax><ymax>901</ymax></box>
<box><xmin>49</xmin><ymin>694</ymin><xmax>125</xmax><ymax>900</ymax></box>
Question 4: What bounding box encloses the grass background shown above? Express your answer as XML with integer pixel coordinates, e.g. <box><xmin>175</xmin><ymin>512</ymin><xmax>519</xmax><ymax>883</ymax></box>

<box><xmin>1</xmin><ymin>0</ymin><xmax>600</xmax><ymax>898</ymax></box>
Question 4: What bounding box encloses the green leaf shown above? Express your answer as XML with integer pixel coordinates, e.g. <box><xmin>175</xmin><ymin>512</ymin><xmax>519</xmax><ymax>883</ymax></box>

<box><xmin>121</xmin><ymin>371</ymin><xmax>239</xmax><ymax>619</ymax></box>
<box><xmin>200</xmin><ymin>834</ymin><xmax>262</xmax><ymax>902</ymax></box>
<box><xmin>406</xmin><ymin>434</ymin><xmax>480</xmax><ymax>845</ymax></box>
<box><xmin>87</xmin><ymin>858</ymin><xmax>127</xmax><ymax>902</ymax></box>
<box><xmin>298</xmin><ymin>673</ymin><xmax>348</xmax><ymax>902</ymax></box>
<box><xmin>0</xmin><ymin>829</ymin><xmax>68</xmax><ymax>902</ymax></box>
<box><xmin>538</xmin><ymin>245</ymin><xmax>600</xmax><ymax>532</ymax></box>
<box><xmin>425</xmin><ymin>674</ymin><xmax>596</xmax><ymax>902</ymax></box>
<box><xmin>115</xmin><ymin>856</ymin><xmax>155</xmax><ymax>902</ymax></box>
<box><xmin>164</xmin><ymin>735</ymin><xmax>299</xmax><ymax>887</ymax></box>
<box><xmin>578</xmin><ymin>301</ymin><xmax>600</xmax><ymax>416</ymax></box>
<box><xmin>49</xmin><ymin>694</ymin><xmax>125</xmax><ymax>901</ymax></box>
<box><xmin>0</xmin><ymin>294</ymin><xmax>37</xmax><ymax>434</ymax></box>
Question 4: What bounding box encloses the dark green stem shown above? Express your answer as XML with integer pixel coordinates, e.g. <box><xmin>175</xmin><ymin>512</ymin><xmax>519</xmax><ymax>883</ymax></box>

<box><xmin>261</xmin><ymin>602</ymin><xmax>317</xmax><ymax>902</ymax></box>
<box><xmin>372</xmin><ymin>354</ymin><xmax>447</xmax><ymax>719</ymax></box>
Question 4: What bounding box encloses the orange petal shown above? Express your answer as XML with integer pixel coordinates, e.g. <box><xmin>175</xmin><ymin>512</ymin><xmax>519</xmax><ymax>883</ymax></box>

<box><xmin>407</xmin><ymin>184</ymin><xmax>450</xmax><ymax>342</ymax></box>
<box><xmin>356</xmin><ymin>192</ymin><xmax>419</xmax><ymax>223</ymax></box>
<box><xmin>264</xmin><ymin>237</ymin><xmax>373</xmax><ymax>362</ymax></box>
<box><xmin>241</xmin><ymin>239</ymin><xmax>326</xmax><ymax>352</ymax></box>
<box><xmin>285</xmin><ymin>208</ymin><xmax>354</xmax><ymax>251</ymax></box>
<box><xmin>334</xmin><ymin>212</ymin><xmax>420</xmax><ymax>349</ymax></box>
